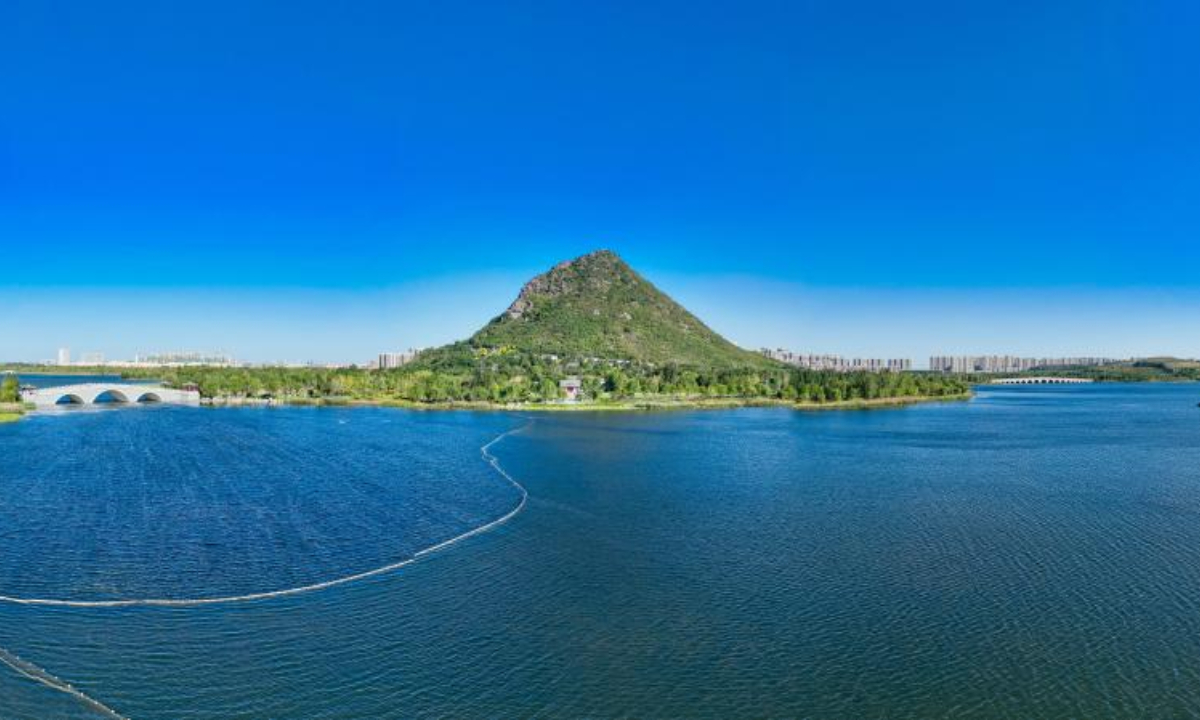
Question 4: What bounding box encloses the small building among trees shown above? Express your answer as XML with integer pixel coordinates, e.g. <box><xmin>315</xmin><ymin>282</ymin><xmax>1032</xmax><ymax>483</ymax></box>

<box><xmin>559</xmin><ymin>377</ymin><xmax>583</xmax><ymax>403</ymax></box>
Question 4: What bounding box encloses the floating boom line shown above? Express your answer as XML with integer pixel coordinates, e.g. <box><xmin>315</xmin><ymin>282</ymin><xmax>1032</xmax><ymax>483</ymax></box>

<box><xmin>0</xmin><ymin>420</ymin><xmax>530</xmax><ymax>608</ymax></box>
<box><xmin>0</xmin><ymin>645</ymin><xmax>129</xmax><ymax>720</ymax></box>
<box><xmin>0</xmin><ymin>419</ymin><xmax>533</xmax><ymax>719</ymax></box>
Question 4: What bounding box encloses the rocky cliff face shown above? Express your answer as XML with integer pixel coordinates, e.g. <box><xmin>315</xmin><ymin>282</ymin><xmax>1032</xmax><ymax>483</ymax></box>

<box><xmin>503</xmin><ymin>250</ymin><xmax>632</xmax><ymax>318</ymax></box>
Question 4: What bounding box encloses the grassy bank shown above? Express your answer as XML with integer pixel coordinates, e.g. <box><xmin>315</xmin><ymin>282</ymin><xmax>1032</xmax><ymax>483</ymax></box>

<box><xmin>0</xmin><ymin>403</ymin><xmax>25</xmax><ymax>423</ymax></box>
<box><xmin>606</xmin><ymin>392</ymin><xmax>973</xmax><ymax>412</ymax></box>
<box><xmin>793</xmin><ymin>392</ymin><xmax>973</xmax><ymax>411</ymax></box>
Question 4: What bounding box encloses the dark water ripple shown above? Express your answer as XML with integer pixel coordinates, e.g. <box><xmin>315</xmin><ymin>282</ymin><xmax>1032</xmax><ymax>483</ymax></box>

<box><xmin>0</xmin><ymin>408</ymin><xmax>518</xmax><ymax>602</ymax></box>
<box><xmin>1</xmin><ymin>384</ymin><xmax>1200</xmax><ymax>718</ymax></box>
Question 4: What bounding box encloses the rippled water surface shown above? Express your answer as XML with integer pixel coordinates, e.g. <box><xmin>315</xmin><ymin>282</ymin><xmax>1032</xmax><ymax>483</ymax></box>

<box><xmin>2</xmin><ymin>384</ymin><xmax>1200</xmax><ymax>718</ymax></box>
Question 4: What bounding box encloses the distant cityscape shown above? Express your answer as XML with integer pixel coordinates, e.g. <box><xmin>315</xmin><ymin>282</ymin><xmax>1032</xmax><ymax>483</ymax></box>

<box><xmin>50</xmin><ymin>348</ymin><xmax>240</xmax><ymax>368</ymax></box>
<box><xmin>927</xmin><ymin>355</ymin><xmax>1122</xmax><ymax>373</ymax></box>
<box><xmin>40</xmin><ymin>346</ymin><xmax>1138</xmax><ymax>374</ymax></box>
<box><xmin>45</xmin><ymin>347</ymin><xmax>426</xmax><ymax>370</ymax></box>
<box><xmin>761</xmin><ymin>349</ymin><xmax>912</xmax><ymax>373</ymax></box>
<box><xmin>764</xmin><ymin>349</ymin><xmax>1127</xmax><ymax>374</ymax></box>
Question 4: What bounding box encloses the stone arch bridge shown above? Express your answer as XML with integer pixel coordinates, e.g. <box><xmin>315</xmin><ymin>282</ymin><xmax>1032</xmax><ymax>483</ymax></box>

<box><xmin>21</xmin><ymin>383</ymin><xmax>201</xmax><ymax>409</ymax></box>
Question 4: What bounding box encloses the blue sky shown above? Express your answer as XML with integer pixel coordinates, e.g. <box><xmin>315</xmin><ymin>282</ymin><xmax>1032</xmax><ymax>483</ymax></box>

<box><xmin>3</xmin><ymin>0</ymin><xmax>1199</xmax><ymax>364</ymax></box>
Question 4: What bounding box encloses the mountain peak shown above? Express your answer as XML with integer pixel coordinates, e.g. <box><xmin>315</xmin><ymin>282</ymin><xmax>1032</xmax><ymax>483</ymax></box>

<box><xmin>504</xmin><ymin>249</ymin><xmax>631</xmax><ymax>320</ymax></box>
<box><xmin>473</xmin><ymin>250</ymin><xmax>770</xmax><ymax>368</ymax></box>
<box><xmin>559</xmin><ymin>248</ymin><xmax>621</xmax><ymax>267</ymax></box>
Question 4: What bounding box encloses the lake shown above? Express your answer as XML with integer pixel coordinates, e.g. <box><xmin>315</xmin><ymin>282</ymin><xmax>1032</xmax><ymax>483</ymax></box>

<box><xmin>11</xmin><ymin>374</ymin><xmax>131</xmax><ymax>389</ymax></box>
<box><xmin>1</xmin><ymin>384</ymin><xmax>1199</xmax><ymax>718</ymax></box>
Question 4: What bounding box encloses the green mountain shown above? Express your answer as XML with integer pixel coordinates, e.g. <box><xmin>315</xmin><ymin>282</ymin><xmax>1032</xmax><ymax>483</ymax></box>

<box><xmin>466</xmin><ymin>250</ymin><xmax>773</xmax><ymax>368</ymax></box>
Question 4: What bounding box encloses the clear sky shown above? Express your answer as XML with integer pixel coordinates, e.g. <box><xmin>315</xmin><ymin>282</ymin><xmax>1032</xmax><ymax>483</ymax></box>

<box><xmin>3</xmin><ymin>0</ymin><xmax>1199</xmax><ymax>365</ymax></box>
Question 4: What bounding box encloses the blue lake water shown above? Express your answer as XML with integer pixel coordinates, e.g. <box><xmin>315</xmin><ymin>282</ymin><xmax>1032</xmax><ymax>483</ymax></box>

<box><xmin>12</xmin><ymin>374</ymin><xmax>131</xmax><ymax>388</ymax></box>
<box><xmin>1</xmin><ymin>384</ymin><xmax>1200</xmax><ymax>718</ymax></box>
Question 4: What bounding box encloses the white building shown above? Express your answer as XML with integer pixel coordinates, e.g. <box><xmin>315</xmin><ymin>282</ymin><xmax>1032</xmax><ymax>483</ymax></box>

<box><xmin>560</xmin><ymin>377</ymin><xmax>583</xmax><ymax>402</ymax></box>
<box><xmin>57</xmin><ymin>347</ymin><xmax>70</xmax><ymax>366</ymax></box>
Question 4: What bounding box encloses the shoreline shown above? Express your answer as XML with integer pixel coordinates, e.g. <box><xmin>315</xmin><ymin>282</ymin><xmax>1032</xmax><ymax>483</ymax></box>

<box><xmin>0</xmin><ymin>403</ymin><xmax>27</xmax><ymax>423</ymax></box>
<box><xmin>197</xmin><ymin>392</ymin><xmax>974</xmax><ymax>412</ymax></box>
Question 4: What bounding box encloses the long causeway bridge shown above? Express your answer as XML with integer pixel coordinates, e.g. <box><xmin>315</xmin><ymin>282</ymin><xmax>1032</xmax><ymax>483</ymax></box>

<box><xmin>21</xmin><ymin>383</ymin><xmax>201</xmax><ymax>409</ymax></box>
<box><xmin>990</xmin><ymin>377</ymin><xmax>1094</xmax><ymax>385</ymax></box>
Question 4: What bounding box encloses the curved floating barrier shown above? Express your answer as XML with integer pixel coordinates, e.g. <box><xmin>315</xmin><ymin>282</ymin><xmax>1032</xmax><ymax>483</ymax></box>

<box><xmin>0</xmin><ymin>418</ymin><xmax>532</xmax><ymax>720</ymax></box>
<box><xmin>0</xmin><ymin>420</ymin><xmax>531</xmax><ymax>608</ymax></box>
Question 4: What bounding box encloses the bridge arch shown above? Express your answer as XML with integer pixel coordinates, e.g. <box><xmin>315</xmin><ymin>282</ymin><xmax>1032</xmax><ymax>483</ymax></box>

<box><xmin>136</xmin><ymin>392</ymin><xmax>162</xmax><ymax>404</ymax></box>
<box><xmin>55</xmin><ymin>394</ymin><xmax>85</xmax><ymax>406</ymax></box>
<box><xmin>93</xmin><ymin>389</ymin><xmax>130</xmax><ymax>404</ymax></box>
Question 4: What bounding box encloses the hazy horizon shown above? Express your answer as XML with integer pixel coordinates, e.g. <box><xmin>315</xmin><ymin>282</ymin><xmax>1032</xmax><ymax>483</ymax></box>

<box><xmin>7</xmin><ymin>252</ymin><xmax>1200</xmax><ymax>367</ymax></box>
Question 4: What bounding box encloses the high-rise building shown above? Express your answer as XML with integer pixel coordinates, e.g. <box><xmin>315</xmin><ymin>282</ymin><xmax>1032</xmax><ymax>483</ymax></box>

<box><xmin>378</xmin><ymin>350</ymin><xmax>420</xmax><ymax>370</ymax></box>
<box><xmin>57</xmin><ymin>347</ymin><xmax>70</xmax><ymax>366</ymax></box>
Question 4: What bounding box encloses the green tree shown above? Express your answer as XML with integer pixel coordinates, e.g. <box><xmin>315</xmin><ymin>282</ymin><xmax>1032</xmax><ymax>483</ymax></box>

<box><xmin>0</xmin><ymin>375</ymin><xmax>19</xmax><ymax>403</ymax></box>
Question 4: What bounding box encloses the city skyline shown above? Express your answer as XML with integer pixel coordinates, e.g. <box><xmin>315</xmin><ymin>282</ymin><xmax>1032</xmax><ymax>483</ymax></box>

<box><xmin>27</xmin><ymin>336</ymin><xmax>1193</xmax><ymax>373</ymax></box>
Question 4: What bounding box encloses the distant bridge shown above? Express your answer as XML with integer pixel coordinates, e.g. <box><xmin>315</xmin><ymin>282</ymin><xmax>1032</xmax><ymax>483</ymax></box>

<box><xmin>991</xmin><ymin>377</ymin><xmax>1094</xmax><ymax>385</ymax></box>
<box><xmin>21</xmin><ymin>383</ymin><xmax>201</xmax><ymax>409</ymax></box>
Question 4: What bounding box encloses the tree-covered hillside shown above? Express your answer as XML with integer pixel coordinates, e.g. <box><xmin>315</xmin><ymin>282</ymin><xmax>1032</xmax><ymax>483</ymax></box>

<box><xmin>465</xmin><ymin>250</ymin><xmax>773</xmax><ymax>369</ymax></box>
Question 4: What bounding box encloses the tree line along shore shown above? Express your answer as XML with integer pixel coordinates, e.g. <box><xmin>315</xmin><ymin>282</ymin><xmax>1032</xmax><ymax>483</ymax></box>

<box><xmin>23</xmin><ymin>356</ymin><xmax>972</xmax><ymax>409</ymax></box>
<box><xmin>6</xmin><ymin>355</ymin><xmax>1195</xmax><ymax>415</ymax></box>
